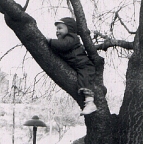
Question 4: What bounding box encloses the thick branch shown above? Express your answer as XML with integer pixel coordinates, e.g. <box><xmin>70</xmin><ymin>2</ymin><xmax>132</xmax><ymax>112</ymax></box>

<box><xmin>0</xmin><ymin>0</ymin><xmax>82</xmax><ymax>106</ymax></box>
<box><xmin>93</xmin><ymin>30</ymin><xmax>133</xmax><ymax>51</ymax></box>
<box><xmin>96</xmin><ymin>40</ymin><xmax>133</xmax><ymax>51</ymax></box>
<box><xmin>69</xmin><ymin>0</ymin><xmax>97</xmax><ymax>56</ymax></box>
<box><xmin>69</xmin><ymin>1</ymin><xmax>112</xmax><ymax>143</ymax></box>
<box><xmin>0</xmin><ymin>0</ymin><xmax>24</xmax><ymax>20</ymax></box>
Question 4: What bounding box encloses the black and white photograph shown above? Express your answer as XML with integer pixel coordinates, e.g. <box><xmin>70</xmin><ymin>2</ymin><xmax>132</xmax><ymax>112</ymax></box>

<box><xmin>0</xmin><ymin>0</ymin><xmax>142</xmax><ymax>144</ymax></box>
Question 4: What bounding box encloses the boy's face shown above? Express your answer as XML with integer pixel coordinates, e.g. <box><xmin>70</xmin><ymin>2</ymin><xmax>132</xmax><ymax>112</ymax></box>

<box><xmin>56</xmin><ymin>23</ymin><xmax>68</xmax><ymax>39</ymax></box>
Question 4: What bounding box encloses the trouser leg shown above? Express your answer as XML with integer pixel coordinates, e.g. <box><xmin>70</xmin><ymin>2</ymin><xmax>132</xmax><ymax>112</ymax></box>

<box><xmin>76</xmin><ymin>63</ymin><xmax>97</xmax><ymax>115</ymax></box>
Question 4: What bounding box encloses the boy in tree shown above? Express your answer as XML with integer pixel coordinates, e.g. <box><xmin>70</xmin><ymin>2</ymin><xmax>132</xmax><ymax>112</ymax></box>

<box><xmin>47</xmin><ymin>17</ymin><xmax>97</xmax><ymax>115</ymax></box>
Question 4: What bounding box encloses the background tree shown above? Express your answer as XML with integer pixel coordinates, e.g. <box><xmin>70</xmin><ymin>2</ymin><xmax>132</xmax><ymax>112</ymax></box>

<box><xmin>0</xmin><ymin>0</ymin><xmax>142</xmax><ymax>144</ymax></box>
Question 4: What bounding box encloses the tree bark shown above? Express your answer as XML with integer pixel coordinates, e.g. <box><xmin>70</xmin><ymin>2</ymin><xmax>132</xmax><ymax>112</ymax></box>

<box><xmin>119</xmin><ymin>31</ymin><xmax>143</xmax><ymax>144</ymax></box>
<box><xmin>118</xmin><ymin>1</ymin><xmax>143</xmax><ymax>143</ymax></box>
<box><xmin>69</xmin><ymin>1</ymin><xmax>113</xmax><ymax>144</ymax></box>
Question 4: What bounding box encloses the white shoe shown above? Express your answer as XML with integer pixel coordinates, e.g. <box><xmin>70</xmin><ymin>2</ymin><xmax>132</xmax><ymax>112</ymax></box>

<box><xmin>80</xmin><ymin>97</ymin><xmax>97</xmax><ymax>116</ymax></box>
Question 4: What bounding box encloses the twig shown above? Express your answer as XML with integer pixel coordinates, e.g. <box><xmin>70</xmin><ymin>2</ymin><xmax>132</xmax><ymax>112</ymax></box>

<box><xmin>23</xmin><ymin>0</ymin><xmax>30</xmax><ymax>11</ymax></box>
<box><xmin>117</xmin><ymin>13</ymin><xmax>136</xmax><ymax>34</ymax></box>
<box><xmin>0</xmin><ymin>44</ymin><xmax>22</xmax><ymax>61</ymax></box>
<box><xmin>94</xmin><ymin>30</ymin><xmax>111</xmax><ymax>40</ymax></box>
<box><xmin>31</xmin><ymin>71</ymin><xmax>44</xmax><ymax>100</ymax></box>
<box><xmin>110</xmin><ymin>8</ymin><xmax>122</xmax><ymax>32</ymax></box>
<box><xmin>22</xmin><ymin>50</ymin><xmax>28</xmax><ymax>71</ymax></box>
<box><xmin>67</xmin><ymin>0</ymin><xmax>75</xmax><ymax>18</ymax></box>
<box><xmin>111</xmin><ymin>8</ymin><xmax>136</xmax><ymax>34</ymax></box>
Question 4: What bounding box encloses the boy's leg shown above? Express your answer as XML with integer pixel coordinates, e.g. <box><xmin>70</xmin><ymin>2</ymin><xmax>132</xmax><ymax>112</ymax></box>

<box><xmin>77</xmin><ymin>62</ymin><xmax>97</xmax><ymax>115</ymax></box>
<box><xmin>79</xmin><ymin>88</ymin><xmax>97</xmax><ymax>116</ymax></box>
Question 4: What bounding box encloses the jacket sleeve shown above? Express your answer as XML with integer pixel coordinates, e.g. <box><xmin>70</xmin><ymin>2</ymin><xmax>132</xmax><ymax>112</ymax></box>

<box><xmin>50</xmin><ymin>34</ymin><xmax>78</xmax><ymax>52</ymax></box>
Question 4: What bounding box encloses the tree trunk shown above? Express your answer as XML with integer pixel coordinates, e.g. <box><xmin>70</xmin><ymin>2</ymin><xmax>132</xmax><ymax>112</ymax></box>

<box><xmin>118</xmin><ymin>34</ymin><xmax>143</xmax><ymax>144</ymax></box>
<box><xmin>118</xmin><ymin>1</ymin><xmax>143</xmax><ymax>143</ymax></box>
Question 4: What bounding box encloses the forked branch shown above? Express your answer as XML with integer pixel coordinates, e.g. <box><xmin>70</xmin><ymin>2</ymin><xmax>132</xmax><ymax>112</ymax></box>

<box><xmin>93</xmin><ymin>31</ymin><xmax>133</xmax><ymax>51</ymax></box>
<box><xmin>111</xmin><ymin>10</ymin><xmax>136</xmax><ymax>35</ymax></box>
<box><xmin>117</xmin><ymin>13</ymin><xmax>136</xmax><ymax>34</ymax></box>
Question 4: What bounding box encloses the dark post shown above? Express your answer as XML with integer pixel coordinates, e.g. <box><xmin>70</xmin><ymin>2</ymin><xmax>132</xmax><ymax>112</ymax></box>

<box><xmin>33</xmin><ymin>126</ymin><xmax>37</xmax><ymax>144</ymax></box>
<box><xmin>24</xmin><ymin>115</ymin><xmax>47</xmax><ymax>144</ymax></box>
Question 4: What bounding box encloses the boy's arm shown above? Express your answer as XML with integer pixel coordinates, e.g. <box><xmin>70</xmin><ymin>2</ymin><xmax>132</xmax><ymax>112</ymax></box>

<box><xmin>48</xmin><ymin>35</ymin><xmax>78</xmax><ymax>52</ymax></box>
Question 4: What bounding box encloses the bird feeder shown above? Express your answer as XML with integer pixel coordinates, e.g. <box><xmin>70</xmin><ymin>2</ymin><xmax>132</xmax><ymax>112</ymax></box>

<box><xmin>24</xmin><ymin>115</ymin><xmax>47</xmax><ymax>144</ymax></box>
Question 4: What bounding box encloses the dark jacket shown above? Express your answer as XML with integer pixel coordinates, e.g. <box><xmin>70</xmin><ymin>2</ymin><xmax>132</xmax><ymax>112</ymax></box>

<box><xmin>49</xmin><ymin>33</ymin><xmax>90</xmax><ymax>69</ymax></box>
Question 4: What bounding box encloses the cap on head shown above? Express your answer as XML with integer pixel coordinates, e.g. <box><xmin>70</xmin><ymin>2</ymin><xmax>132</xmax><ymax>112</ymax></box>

<box><xmin>55</xmin><ymin>17</ymin><xmax>77</xmax><ymax>34</ymax></box>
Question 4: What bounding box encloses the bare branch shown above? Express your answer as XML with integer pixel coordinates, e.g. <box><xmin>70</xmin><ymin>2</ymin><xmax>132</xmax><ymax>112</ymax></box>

<box><xmin>110</xmin><ymin>6</ymin><xmax>136</xmax><ymax>35</ymax></box>
<box><xmin>94</xmin><ymin>30</ymin><xmax>110</xmax><ymax>40</ymax></box>
<box><xmin>66</xmin><ymin>0</ymin><xmax>75</xmax><ymax>18</ymax></box>
<box><xmin>32</xmin><ymin>71</ymin><xmax>44</xmax><ymax>100</ymax></box>
<box><xmin>95</xmin><ymin>39</ymin><xmax>133</xmax><ymax>51</ymax></box>
<box><xmin>70</xmin><ymin>0</ymin><xmax>97</xmax><ymax>56</ymax></box>
<box><xmin>23</xmin><ymin>0</ymin><xmax>30</xmax><ymax>11</ymax></box>
<box><xmin>0</xmin><ymin>44</ymin><xmax>22</xmax><ymax>61</ymax></box>
<box><xmin>93</xmin><ymin>30</ymin><xmax>133</xmax><ymax>51</ymax></box>
<box><xmin>22</xmin><ymin>50</ymin><xmax>28</xmax><ymax>71</ymax></box>
<box><xmin>117</xmin><ymin>13</ymin><xmax>136</xmax><ymax>34</ymax></box>
<box><xmin>110</xmin><ymin>8</ymin><xmax>122</xmax><ymax>32</ymax></box>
